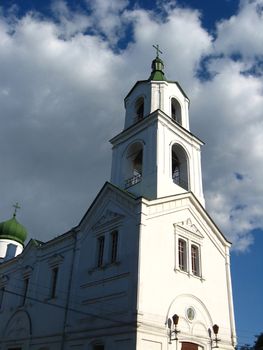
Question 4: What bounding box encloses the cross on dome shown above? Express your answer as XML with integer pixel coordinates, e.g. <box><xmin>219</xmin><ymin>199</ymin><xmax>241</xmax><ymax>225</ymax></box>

<box><xmin>12</xmin><ymin>202</ymin><xmax>21</xmax><ymax>217</ymax></box>
<box><xmin>152</xmin><ymin>44</ymin><xmax>163</xmax><ymax>58</ymax></box>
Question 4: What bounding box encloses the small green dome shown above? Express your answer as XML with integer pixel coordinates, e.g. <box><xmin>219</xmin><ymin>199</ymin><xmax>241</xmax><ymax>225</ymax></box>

<box><xmin>0</xmin><ymin>215</ymin><xmax>27</xmax><ymax>245</ymax></box>
<box><xmin>149</xmin><ymin>57</ymin><xmax>167</xmax><ymax>81</ymax></box>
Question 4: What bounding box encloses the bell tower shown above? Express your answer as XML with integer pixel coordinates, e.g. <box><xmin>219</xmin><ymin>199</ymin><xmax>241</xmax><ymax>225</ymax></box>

<box><xmin>110</xmin><ymin>48</ymin><xmax>205</xmax><ymax>206</ymax></box>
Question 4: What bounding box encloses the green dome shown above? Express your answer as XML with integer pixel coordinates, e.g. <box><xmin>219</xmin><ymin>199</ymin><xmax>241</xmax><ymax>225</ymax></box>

<box><xmin>0</xmin><ymin>215</ymin><xmax>27</xmax><ymax>245</ymax></box>
<box><xmin>149</xmin><ymin>57</ymin><xmax>167</xmax><ymax>81</ymax></box>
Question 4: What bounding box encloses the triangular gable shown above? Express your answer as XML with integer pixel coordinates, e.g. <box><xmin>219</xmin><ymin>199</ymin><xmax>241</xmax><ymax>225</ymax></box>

<box><xmin>176</xmin><ymin>217</ymin><xmax>205</xmax><ymax>240</ymax></box>
<box><xmin>142</xmin><ymin>191</ymin><xmax>231</xmax><ymax>249</ymax></box>
<box><xmin>77</xmin><ymin>182</ymin><xmax>138</xmax><ymax>232</ymax></box>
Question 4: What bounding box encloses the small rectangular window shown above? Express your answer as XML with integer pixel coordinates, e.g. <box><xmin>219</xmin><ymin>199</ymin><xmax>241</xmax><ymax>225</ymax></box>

<box><xmin>5</xmin><ymin>243</ymin><xmax>17</xmax><ymax>260</ymax></box>
<box><xmin>178</xmin><ymin>239</ymin><xmax>187</xmax><ymax>271</ymax></box>
<box><xmin>191</xmin><ymin>245</ymin><xmax>200</xmax><ymax>276</ymax></box>
<box><xmin>97</xmin><ymin>236</ymin><xmax>105</xmax><ymax>267</ymax></box>
<box><xmin>0</xmin><ymin>287</ymin><xmax>5</xmax><ymax>308</ymax></box>
<box><xmin>110</xmin><ymin>231</ymin><xmax>118</xmax><ymax>263</ymax></box>
<box><xmin>50</xmin><ymin>267</ymin><xmax>58</xmax><ymax>298</ymax></box>
<box><xmin>22</xmin><ymin>278</ymin><xmax>29</xmax><ymax>305</ymax></box>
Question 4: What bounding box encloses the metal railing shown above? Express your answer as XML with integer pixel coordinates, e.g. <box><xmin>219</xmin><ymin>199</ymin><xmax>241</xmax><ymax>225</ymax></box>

<box><xmin>125</xmin><ymin>174</ymin><xmax>142</xmax><ymax>188</ymax></box>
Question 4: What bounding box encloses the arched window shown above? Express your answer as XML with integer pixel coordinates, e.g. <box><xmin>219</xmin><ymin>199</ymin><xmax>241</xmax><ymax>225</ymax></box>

<box><xmin>171</xmin><ymin>144</ymin><xmax>188</xmax><ymax>190</ymax></box>
<box><xmin>171</xmin><ymin>98</ymin><xmax>182</xmax><ymax>125</ymax></box>
<box><xmin>191</xmin><ymin>244</ymin><xmax>200</xmax><ymax>276</ymax></box>
<box><xmin>124</xmin><ymin>142</ymin><xmax>143</xmax><ymax>188</ymax></box>
<box><xmin>135</xmin><ymin>97</ymin><xmax>144</xmax><ymax>121</ymax></box>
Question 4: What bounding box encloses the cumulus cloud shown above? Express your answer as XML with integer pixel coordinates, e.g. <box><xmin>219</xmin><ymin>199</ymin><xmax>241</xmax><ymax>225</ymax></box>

<box><xmin>214</xmin><ymin>0</ymin><xmax>263</xmax><ymax>59</ymax></box>
<box><xmin>0</xmin><ymin>0</ymin><xmax>262</xmax><ymax>251</ymax></box>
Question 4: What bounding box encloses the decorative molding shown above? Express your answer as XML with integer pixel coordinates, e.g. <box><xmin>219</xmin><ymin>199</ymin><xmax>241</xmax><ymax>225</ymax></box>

<box><xmin>82</xmin><ymin>291</ymin><xmax>126</xmax><ymax>305</ymax></box>
<box><xmin>22</xmin><ymin>265</ymin><xmax>33</xmax><ymax>278</ymax></box>
<box><xmin>92</xmin><ymin>209</ymin><xmax>124</xmax><ymax>231</ymax></box>
<box><xmin>48</xmin><ymin>253</ymin><xmax>64</xmax><ymax>268</ymax></box>
<box><xmin>0</xmin><ymin>274</ymin><xmax>9</xmax><ymax>286</ymax></box>
<box><xmin>175</xmin><ymin>218</ymin><xmax>204</xmax><ymax>239</ymax></box>
<box><xmin>81</xmin><ymin>272</ymin><xmax>129</xmax><ymax>289</ymax></box>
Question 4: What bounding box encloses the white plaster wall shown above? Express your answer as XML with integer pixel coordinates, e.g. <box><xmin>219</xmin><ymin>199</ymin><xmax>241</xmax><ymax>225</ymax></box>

<box><xmin>0</xmin><ymin>235</ymin><xmax>76</xmax><ymax>346</ymax></box>
<box><xmin>124</xmin><ymin>81</ymin><xmax>189</xmax><ymax>130</ymax></box>
<box><xmin>111</xmin><ymin>111</ymin><xmax>204</xmax><ymax>205</ymax></box>
<box><xmin>136</xmin><ymin>197</ymin><xmax>236</xmax><ymax>350</ymax></box>
<box><xmin>156</xmin><ymin>117</ymin><xmax>204</xmax><ymax>206</ymax></box>
<box><xmin>124</xmin><ymin>82</ymin><xmax>152</xmax><ymax>128</ymax></box>
<box><xmin>111</xmin><ymin>119</ymin><xmax>159</xmax><ymax>199</ymax></box>
<box><xmin>0</xmin><ymin>239</ymin><xmax>23</xmax><ymax>261</ymax></box>
<box><xmin>69</xmin><ymin>188</ymin><xmax>140</xmax><ymax>332</ymax></box>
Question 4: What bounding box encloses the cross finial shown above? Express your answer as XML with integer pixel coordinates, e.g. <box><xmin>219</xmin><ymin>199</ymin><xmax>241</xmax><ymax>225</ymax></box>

<box><xmin>12</xmin><ymin>202</ymin><xmax>21</xmax><ymax>217</ymax></box>
<box><xmin>153</xmin><ymin>44</ymin><xmax>163</xmax><ymax>58</ymax></box>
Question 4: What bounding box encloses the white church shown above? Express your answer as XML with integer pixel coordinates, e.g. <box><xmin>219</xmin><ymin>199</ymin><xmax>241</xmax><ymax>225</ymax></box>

<box><xmin>0</xmin><ymin>50</ymin><xmax>237</xmax><ymax>350</ymax></box>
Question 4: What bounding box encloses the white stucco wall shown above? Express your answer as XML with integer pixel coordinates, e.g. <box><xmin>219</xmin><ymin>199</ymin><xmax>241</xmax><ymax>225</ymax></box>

<box><xmin>135</xmin><ymin>194</ymin><xmax>236</xmax><ymax>350</ymax></box>
<box><xmin>0</xmin><ymin>238</ymin><xmax>23</xmax><ymax>261</ymax></box>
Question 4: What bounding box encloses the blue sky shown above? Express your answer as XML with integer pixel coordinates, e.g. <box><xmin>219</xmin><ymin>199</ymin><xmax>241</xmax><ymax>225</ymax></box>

<box><xmin>0</xmin><ymin>0</ymin><xmax>262</xmax><ymax>346</ymax></box>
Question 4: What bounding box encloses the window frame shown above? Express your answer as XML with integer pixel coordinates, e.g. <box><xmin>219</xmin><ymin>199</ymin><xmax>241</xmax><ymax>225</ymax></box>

<box><xmin>0</xmin><ymin>286</ymin><xmax>5</xmax><ymax>309</ymax></box>
<box><xmin>178</xmin><ymin>238</ymin><xmax>187</xmax><ymax>272</ymax></box>
<box><xmin>191</xmin><ymin>244</ymin><xmax>200</xmax><ymax>277</ymax></box>
<box><xmin>50</xmin><ymin>266</ymin><xmax>59</xmax><ymax>299</ymax></box>
<box><xmin>110</xmin><ymin>230</ymin><xmax>119</xmax><ymax>264</ymax></box>
<box><xmin>171</xmin><ymin>97</ymin><xmax>182</xmax><ymax>125</ymax></box>
<box><xmin>97</xmin><ymin>235</ymin><xmax>105</xmax><ymax>268</ymax></box>
<box><xmin>135</xmin><ymin>97</ymin><xmax>144</xmax><ymax>122</ymax></box>
<box><xmin>174</xmin><ymin>223</ymin><xmax>203</xmax><ymax>279</ymax></box>
<box><xmin>22</xmin><ymin>277</ymin><xmax>29</xmax><ymax>306</ymax></box>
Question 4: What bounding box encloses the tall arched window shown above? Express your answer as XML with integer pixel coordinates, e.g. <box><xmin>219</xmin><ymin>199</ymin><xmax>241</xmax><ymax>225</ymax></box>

<box><xmin>171</xmin><ymin>98</ymin><xmax>182</xmax><ymax>125</ymax></box>
<box><xmin>124</xmin><ymin>142</ymin><xmax>143</xmax><ymax>187</ymax></box>
<box><xmin>171</xmin><ymin>144</ymin><xmax>188</xmax><ymax>190</ymax></box>
<box><xmin>135</xmin><ymin>97</ymin><xmax>144</xmax><ymax>121</ymax></box>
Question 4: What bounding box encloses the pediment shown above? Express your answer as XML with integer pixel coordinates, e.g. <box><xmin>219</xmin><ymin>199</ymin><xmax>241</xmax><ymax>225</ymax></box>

<box><xmin>0</xmin><ymin>274</ymin><xmax>9</xmax><ymax>286</ymax></box>
<box><xmin>48</xmin><ymin>253</ymin><xmax>64</xmax><ymax>268</ymax></box>
<box><xmin>21</xmin><ymin>264</ymin><xmax>34</xmax><ymax>278</ymax></box>
<box><xmin>92</xmin><ymin>209</ymin><xmax>124</xmax><ymax>231</ymax></box>
<box><xmin>175</xmin><ymin>217</ymin><xmax>204</xmax><ymax>239</ymax></box>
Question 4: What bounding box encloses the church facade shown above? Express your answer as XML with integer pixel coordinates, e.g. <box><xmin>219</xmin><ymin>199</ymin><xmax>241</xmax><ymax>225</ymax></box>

<box><xmin>0</xmin><ymin>53</ymin><xmax>236</xmax><ymax>350</ymax></box>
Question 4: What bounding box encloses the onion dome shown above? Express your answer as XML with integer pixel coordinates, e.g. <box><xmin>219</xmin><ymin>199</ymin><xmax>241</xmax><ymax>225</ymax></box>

<box><xmin>0</xmin><ymin>210</ymin><xmax>27</xmax><ymax>245</ymax></box>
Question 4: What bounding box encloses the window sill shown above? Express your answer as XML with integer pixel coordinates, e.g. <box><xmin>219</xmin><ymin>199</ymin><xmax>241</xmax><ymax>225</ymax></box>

<box><xmin>174</xmin><ymin>268</ymin><xmax>205</xmax><ymax>281</ymax></box>
<box><xmin>45</xmin><ymin>296</ymin><xmax>58</xmax><ymax>302</ymax></box>
<box><xmin>88</xmin><ymin>261</ymin><xmax>121</xmax><ymax>274</ymax></box>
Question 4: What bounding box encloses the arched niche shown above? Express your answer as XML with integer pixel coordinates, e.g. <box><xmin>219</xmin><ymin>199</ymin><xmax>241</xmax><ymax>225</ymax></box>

<box><xmin>171</xmin><ymin>98</ymin><xmax>182</xmax><ymax>125</ymax></box>
<box><xmin>3</xmin><ymin>310</ymin><xmax>32</xmax><ymax>340</ymax></box>
<box><xmin>135</xmin><ymin>97</ymin><xmax>144</xmax><ymax>122</ymax></box>
<box><xmin>171</xmin><ymin>143</ymin><xmax>189</xmax><ymax>190</ymax></box>
<box><xmin>123</xmin><ymin>141</ymin><xmax>144</xmax><ymax>188</ymax></box>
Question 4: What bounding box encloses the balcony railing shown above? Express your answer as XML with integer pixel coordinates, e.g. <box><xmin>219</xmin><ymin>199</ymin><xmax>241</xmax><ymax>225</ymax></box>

<box><xmin>172</xmin><ymin>176</ymin><xmax>188</xmax><ymax>190</ymax></box>
<box><xmin>125</xmin><ymin>174</ymin><xmax>142</xmax><ymax>188</ymax></box>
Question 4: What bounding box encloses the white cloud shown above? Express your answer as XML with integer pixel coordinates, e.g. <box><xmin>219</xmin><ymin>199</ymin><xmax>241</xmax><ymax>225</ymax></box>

<box><xmin>215</xmin><ymin>0</ymin><xmax>263</xmax><ymax>59</ymax></box>
<box><xmin>0</xmin><ymin>0</ymin><xmax>262</xmax><ymax>251</ymax></box>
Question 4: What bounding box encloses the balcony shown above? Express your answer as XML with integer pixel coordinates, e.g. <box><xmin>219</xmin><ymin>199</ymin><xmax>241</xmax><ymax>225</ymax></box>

<box><xmin>125</xmin><ymin>174</ymin><xmax>142</xmax><ymax>188</ymax></box>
